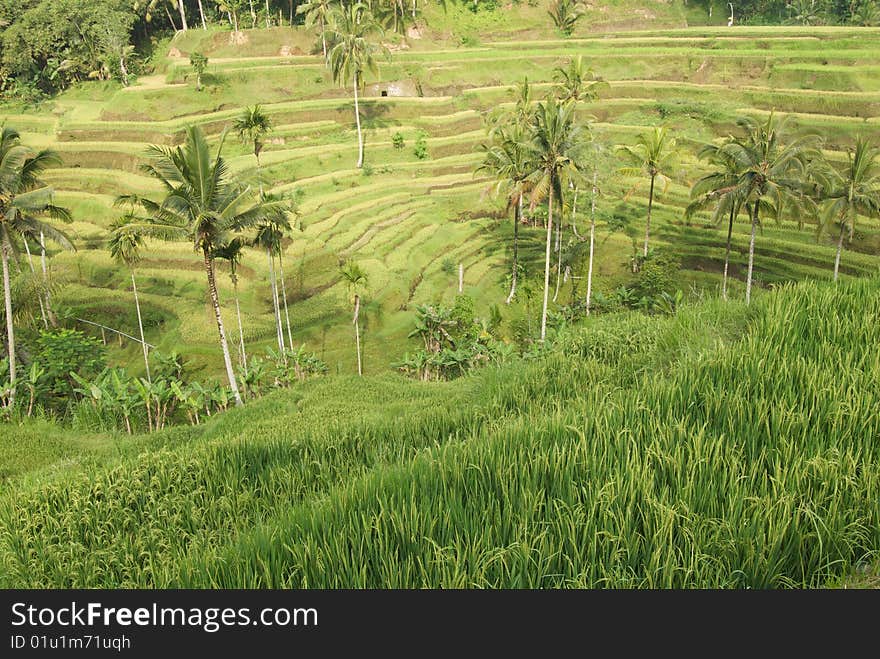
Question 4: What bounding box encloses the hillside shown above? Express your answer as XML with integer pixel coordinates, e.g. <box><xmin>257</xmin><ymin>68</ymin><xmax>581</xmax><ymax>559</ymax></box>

<box><xmin>1</xmin><ymin>277</ymin><xmax>878</xmax><ymax>588</ymax></box>
<box><xmin>2</xmin><ymin>10</ymin><xmax>880</xmax><ymax>378</ymax></box>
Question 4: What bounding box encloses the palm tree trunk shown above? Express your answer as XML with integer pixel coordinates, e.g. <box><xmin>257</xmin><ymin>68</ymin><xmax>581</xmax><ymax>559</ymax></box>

<box><xmin>40</xmin><ymin>231</ymin><xmax>56</xmax><ymax>327</ymax></box>
<box><xmin>506</xmin><ymin>193</ymin><xmax>521</xmax><ymax>305</ymax></box>
<box><xmin>458</xmin><ymin>263</ymin><xmax>463</xmax><ymax>293</ymax></box>
<box><xmin>571</xmin><ymin>185</ymin><xmax>581</xmax><ymax>239</ymax></box>
<box><xmin>132</xmin><ymin>272</ymin><xmax>151</xmax><ymax>383</ymax></box>
<box><xmin>22</xmin><ymin>239</ymin><xmax>48</xmax><ymax>328</ymax></box>
<box><xmin>278</xmin><ymin>255</ymin><xmax>294</xmax><ymax>348</ymax></box>
<box><xmin>353</xmin><ymin>294</ymin><xmax>362</xmax><ymax>376</ymax></box>
<box><xmin>746</xmin><ymin>204</ymin><xmax>758</xmax><ymax>306</ymax></box>
<box><xmin>234</xmin><ymin>281</ymin><xmax>247</xmax><ymax>373</ymax></box>
<box><xmin>197</xmin><ymin>0</ymin><xmax>207</xmax><ymax>28</ymax></box>
<box><xmin>177</xmin><ymin>0</ymin><xmax>189</xmax><ymax>31</ymax></box>
<box><xmin>165</xmin><ymin>6</ymin><xmax>178</xmax><ymax>32</ymax></box>
<box><xmin>265</xmin><ymin>0</ymin><xmax>271</xmax><ymax>27</ymax></box>
<box><xmin>644</xmin><ymin>173</ymin><xmax>655</xmax><ymax>257</ymax></box>
<box><xmin>540</xmin><ymin>186</ymin><xmax>554</xmax><ymax>342</ymax></box>
<box><xmin>267</xmin><ymin>248</ymin><xmax>285</xmax><ymax>352</ymax></box>
<box><xmin>586</xmin><ymin>174</ymin><xmax>597</xmax><ymax>315</ymax></box>
<box><xmin>321</xmin><ymin>17</ymin><xmax>327</xmax><ymax>59</ymax></box>
<box><xmin>553</xmin><ymin>206</ymin><xmax>563</xmax><ymax>303</ymax></box>
<box><xmin>250</xmin><ymin>0</ymin><xmax>257</xmax><ymax>28</ymax></box>
<box><xmin>722</xmin><ymin>205</ymin><xmax>734</xmax><ymax>301</ymax></box>
<box><xmin>833</xmin><ymin>222</ymin><xmax>846</xmax><ymax>283</ymax></box>
<box><xmin>2</xmin><ymin>235</ymin><xmax>17</xmax><ymax>407</ymax></box>
<box><xmin>354</xmin><ymin>71</ymin><xmax>364</xmax><ymax>168</ymax></box>
<box><xmin>203</xmin><ymin>249</ymin><xmax>243</xmax><ymax>406</ymax></box>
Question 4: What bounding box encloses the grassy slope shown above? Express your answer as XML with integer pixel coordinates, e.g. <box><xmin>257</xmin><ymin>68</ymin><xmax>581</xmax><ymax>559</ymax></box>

<box><xmin>1</xmin><ymin>277</ymin><xmax>878</xmax><ymax>587</ymax></box>
<box><xmin>2</xmin><ymin>6</ymin><xmax>880</xmax><ymax>382</ymax></box>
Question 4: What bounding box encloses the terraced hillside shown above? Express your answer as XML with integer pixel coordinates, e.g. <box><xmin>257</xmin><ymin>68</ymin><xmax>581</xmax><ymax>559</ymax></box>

<box><xmin>4</xmin><ymin>19</ymin><xmax>880</xmax><ymax>376</ymax></box>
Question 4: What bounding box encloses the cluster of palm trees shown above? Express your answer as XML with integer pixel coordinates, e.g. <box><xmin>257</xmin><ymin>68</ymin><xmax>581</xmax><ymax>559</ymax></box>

<box><xmin>479</xmin><ymin>68</ymin><xmax>880</xmax><ymax>332</ymax></box>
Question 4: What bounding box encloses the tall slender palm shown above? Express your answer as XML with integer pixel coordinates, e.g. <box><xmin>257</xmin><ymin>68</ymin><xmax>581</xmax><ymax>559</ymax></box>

<box><xmin>817</xmin><ymin>136</ymin><xmax>880</xmax><ymax>282</ymax></box>
<box><xmin>0</xmin><ymin>128</ymin><xmax>73</xmax><ymax>407</ymax></box>
<box><xmin>109</xmin><ymin>213</ymin><xmax>152</xmax><ymax>382</ymax></box>
<box><xmin>553</xmin><ymin>55</ymin><xmax>609</xmax><ymax>103</ymax></box>
<box><xmin>213</xmin><ymin>238</ymin><xmax>249</xmax><ymax>372</ymax></box>
<box><xmin>686</xmin><ymin>139</ymin><xmax>745</xmax><ymax>301</ymax></box>
<box><xmin>327</xmin><ymin>3</ymin><xmax>387</xmax><ymax>169</ymax></box>
<box><xmin>234</xmin><ymin>105</ymin><xmax>273</xmax><ymax>175</ymax></box>
<box><xmin>618</xmin><ymin>126</ymin><xmax>679</xmax><ymax>259</ymax></box>
<box><xmin>340</xmin><ymin>261</ymin><xmax>368</xmax><ymax>376</ymax></box>
<box><xmin>528</xmin><ymin>97</ymin><xmax>586</xmax><ymax>342</ymax></box>
<box><xmin>298</xmin><ymin>0</ymin><xmax>333</xmax><ymax>59</ymax></box>
<box><xmin>253</xmin><ymin>219</ymin><xmax>288</xmax><ymax>355</ymax></box>
<box><xmin>119</xmin><ymin>126</ymin><xmax>288</xmax><ymax>406</ymax></box>
<box><xmin>477</xmin><ymin>122</ymin><xmax>533</xmax><ymax>305</ymax></box>
<box><xmin>719</xmin><ymin>113</ymin><xmax>818</xmax><ymax>304</ymax></box>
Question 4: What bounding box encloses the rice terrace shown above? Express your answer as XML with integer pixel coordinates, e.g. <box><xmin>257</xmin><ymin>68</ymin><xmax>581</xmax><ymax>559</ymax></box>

<box><xmin>0</xmin><ymin>0</ymin><xmax>879</xmax><ymax>590</ymax></box>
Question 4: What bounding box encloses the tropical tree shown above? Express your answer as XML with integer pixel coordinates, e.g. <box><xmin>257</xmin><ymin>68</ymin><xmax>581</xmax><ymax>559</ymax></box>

<box><xmin>477</xmin><ymin>121</ymin><xmax>533</xmax><ymax>305</ymax></box>
<box><xmin>618</xmin><ymin>126</ymin><xmax>679</xmax><ymax>262</ymax></box>
<box><xmin>213</xmin><ymin>237</ymin><xmax>249</xmax><ymax>372</ymax></box>
<box><xmin>108</xmin><ymin>213</ymin><xmax>152</xmax><ymax>382</ymax></box>
<box><xmin>190</xmin><ymin>51</ymin><xmax>208</xmax><ymax>91</ymax></box>
<box><xmin>0</xmin><ymin>127</ymin><xmax>73</xmax><ymax>408</ymax></box>
<box><xmin>553</xmin><ymin>56</ymin><xmax>608</xmax><ymax>104</ymax></box>
<box><xmin>118</xmin><ymin>126</ymin><xmax>289</xmax><ymax>406</ymax></box>
<box><xmin>252</xmin><ymin>214</ymin><xmax>292</xmax><ymax>355</ymax></box>
<box><xmin>816</xmin><ymin>136</ymin><xmax>880</xmax><ymax>282</ymax></box>
<box><xmin>234</xmin><ymin>105</ymin><xmax>273</xmax><ymax>171</ymax></box>
<box><xmin>339</xmin><ymin>261</ymin><xmax>368</xmax><ymax>376</ymax></box>
<box><xmin>298</xmin><ymin>0</ymin><xmax>333</xmax><ymax>59</ymax></box>
<box><xmin>528</xmin><ymin>97</ymin><xmax>586</xmax><ymax>342</ymax></box>
<box><xmin>327</xmin><ymin>3</ymin><xmax>388</xmax><ymax>169</ymax></box>
<box><xmin>718</xmin><ymin>113</ymin><xmax>819</xmax><ymax>304</ymax></box>
<box><xmin>686</xmin><ymin>139</ymin><xmax>745</xmax><ymax>301</ymax></box>
<box><xmin>548</xmin><ymin>0</ymin><xmax>586</xmax><ymax>36</ymax></box>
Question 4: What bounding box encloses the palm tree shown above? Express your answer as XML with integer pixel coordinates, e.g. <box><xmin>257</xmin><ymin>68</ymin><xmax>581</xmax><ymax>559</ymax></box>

<box><xmin>340</xmin><ymin>261</ymin><xmax>368</xmax><ymax>376</ymax></box>
<box><xmin>817</xmin><ymin>136</ymin><xmax>880</xmax><ymax>282</ymax></box>
<box><xmin>618</xmin><ymin>126</ymin><xmax>679</xmax><ymax>260</ymax></box>
<box><xmin>686</xmin><ymin>139</ymin><xmax>745</xmax><ymax>301</ymax></box>
<box><xmin>528</xmin><ymin>97</ymin><xmax>586</xmax><ymax>342</ymax></box>
<box><xmin>553</xmin><ymin>55</ymin><xmax>608</xmax><ymax>103</ymax></box>
<box><xmin>252</xmin><ymin>216</ymin><xmax>292</xmax><ymax>355</ymax></box>
<box><xmin>719</xmin><ymin>113</ymin><xmax>818</xmax><ymax>304</ymax></box>
<box><xmin>327</xmin><ymin>3</ymin><xmax>387</xmax><ymax>169</ymax></box>
<box><xmin>213</xmin><ymin>238</ymin><xmax>249</xmax><ymax>373</ymax></box>
<box><xmin>119</xmin><ymin>126</ymin><xmax>289</xmax><ymax>406</ymax></box>
<box><xmin>298</xmin><ymin>0</ymin><xmax>333</xmax><ymax>59</ymax></box>
<box><xmin>477</xmin><ymin>121</ymin><xmax>533</xmax><ymax>305</ymax></box>
<box><xmin>109</xmin><ymin>213</ymin><xmax>152</xmax><ymax>382</ymax></box>
<box><xmin>233</xmin><ymin>105</ymin><xmax>273</xmax><ymax>173</ymax></box>
<box><xmin>0</xmin><ymin>127</ymin><xmax>73</xmax><ymax>407</ymax></box>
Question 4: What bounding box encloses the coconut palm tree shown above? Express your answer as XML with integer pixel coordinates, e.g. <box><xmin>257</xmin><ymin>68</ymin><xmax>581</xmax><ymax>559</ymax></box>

<box><xmin>234</xmin><ymin>105</ymin><xmax>273</xmax><ymax>174</ymax></box>
<box><xmin>477</xmin><ymin>121</ymin><xmax>533</xmax><ymax>305</ymax></box>
<box><xmin>109</xmin><ymin>213</ymin><xmax>152</xmax><ymax>382</ymax></box>
<box><xmin>528</xmin><ymin>97</ymin><xmax>586</xmax><ymax>342</ymax></box>
<box><xmin>252</xmin><ymin>216</ymin><xmax>291</xmax><ymax>355</ymax></box>
<box><xmin>686</xmin><ymin>139</ymin><xmax>745</xmax><ymax>301</ymax></box>
<box><xmin>817</xmin><ymin>136</ymin><xmax>880</xmax><ymax>282</ymax></box>
<box><xmin>0</xmin><ymin>127</ymin><xmax>73</xmax><ymax>407</ymax></box>
<box><xmin>298</xmin><ymin>0</ymin><xmax>333</xmax><ymax>59</ymax></box>
<box><xmin>327</xmin><ymin>3</ymin><xmax>388</xmax><ymax>169</ymax></box>
<box><xmin>118</xmin><ymin>126</ymin><xmax>289</xmax><ymax>406</ymax></box>
<box><xmin>213</xmin><ymin>237</ymin><xmax>249</xmax><ymax>372</ymax></box>
<box><xmin>618</xmin><ymin>126</ymin><xmax>679</xmax><ymax>260</ymax></box>
<box><xmin>719</xmin><ymin>113</ymin><xmax>819</xmax><ymax>304</ymax></box>
<box><xmin>340</xmin><ymin>261</ymin><xmax>368</xmax><ymax>376</ymax></box>
<box><xmin>553</xmin><ymin>55</ymin><xmax>608</xmax><ymax>104</ymax></box>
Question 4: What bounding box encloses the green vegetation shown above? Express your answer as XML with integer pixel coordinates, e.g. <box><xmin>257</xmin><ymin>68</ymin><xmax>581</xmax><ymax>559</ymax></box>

<box><xmin>1</xmin><ymin>277</ymin><xmax>878</xmax><ymax>587</ymax></box>
<box><xmin>1</xmin><ymin>2</ymin><xmax>879</xmax><ymax>589</ymax></box>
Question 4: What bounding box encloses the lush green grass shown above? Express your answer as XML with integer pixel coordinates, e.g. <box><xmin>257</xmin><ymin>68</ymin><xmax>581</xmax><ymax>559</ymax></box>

<box><xmin>1</xmin><ymin>278</ymin><xmax>877</xmax><ymax>587</ymax></box>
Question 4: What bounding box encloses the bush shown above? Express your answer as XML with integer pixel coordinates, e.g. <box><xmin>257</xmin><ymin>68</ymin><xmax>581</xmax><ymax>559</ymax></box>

<box><xmin>31</xmin><ymin>329</ymin><xmax>105</xmax><ymax>405</ymax></box>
